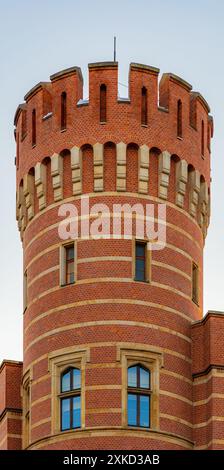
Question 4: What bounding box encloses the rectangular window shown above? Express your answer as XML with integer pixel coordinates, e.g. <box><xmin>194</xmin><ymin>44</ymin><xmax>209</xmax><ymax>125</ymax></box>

<box><xmin>192</xmin><ymin>262</ymin><xmax>199</xmax><ymax>304</ymax></box>
<box><xmin>60</xmin><ymin>243</ymin><xmax>76</xmax><ymax>286</ymax></box>
<box><xmin>135</xmin><ymin>241</ymin><xmax>147</xmax><ymax>282</ymax></box>
<box><xmin>65</xmin><ymin>245</ymin><xmax>75</xmax><ymax>284</ymax></box>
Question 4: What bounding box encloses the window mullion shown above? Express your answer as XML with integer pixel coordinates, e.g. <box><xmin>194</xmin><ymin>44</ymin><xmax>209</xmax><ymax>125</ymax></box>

<box><xmin>137</xmin><ymin>394</ymin><xmax>140</xmax><ymax>427</ymax></box>
<box><xmin>70</xmin><ymin>397</ymin><xmax>73</xmax><ymax>429</ymax></box>
<box><xmin>70</xmin><ymin>369</ymin><xmax>73</xmax><ymax>391</ymax></box>
<box><xmin>137</xmin><ymin>365</ymin><xmax>140</xmax><ymax>388</ymax></box>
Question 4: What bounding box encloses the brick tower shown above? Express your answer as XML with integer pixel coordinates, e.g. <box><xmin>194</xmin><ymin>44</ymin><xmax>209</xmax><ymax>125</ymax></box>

<box><xmin>7</xmin><ymin>61</ymin><xmax>224</xmax><ymax>451</ymax></box>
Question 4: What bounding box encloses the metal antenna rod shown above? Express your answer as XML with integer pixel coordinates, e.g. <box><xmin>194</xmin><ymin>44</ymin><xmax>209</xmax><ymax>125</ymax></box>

<box><xmin>114</xmin><ymin>36</ymin><xmax>116</xmax><ymax>62</ymax></box>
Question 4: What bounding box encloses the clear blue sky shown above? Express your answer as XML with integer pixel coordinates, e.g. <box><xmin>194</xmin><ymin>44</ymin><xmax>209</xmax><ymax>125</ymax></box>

<box><xmin>0</xmin><ymin>0</ymin><xmax>223</xmax><ymax>361</ymax></box>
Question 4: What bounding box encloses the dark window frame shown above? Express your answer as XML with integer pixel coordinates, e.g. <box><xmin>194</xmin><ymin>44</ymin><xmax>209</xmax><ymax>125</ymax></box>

<box><xmin>135</xmin><ymin>241</ymin><xmax>147</xmax><ymax>282</ymax></box>
<box><xmin>127</xmin><ymin>364</ymin><xmax>151</xmax><ymax>428</ymax></box>
<box><xmin>65</xmin><ymin>244</ymin><xmax>75</xmax><ymax>285</ymax></box>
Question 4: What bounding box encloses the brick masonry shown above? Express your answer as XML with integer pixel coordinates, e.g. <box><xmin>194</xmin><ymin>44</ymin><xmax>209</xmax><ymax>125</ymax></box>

<box><xmin>1</xmin><ymin>61</ymin><xmax>223</xmax><ymax>450</ymax></box>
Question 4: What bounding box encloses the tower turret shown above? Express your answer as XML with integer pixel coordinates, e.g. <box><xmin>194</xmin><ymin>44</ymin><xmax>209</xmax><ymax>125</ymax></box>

<box><xmin>15</xmin><ymin>61</ymin><xmax>213</xmax><ymax>450</ymax></box>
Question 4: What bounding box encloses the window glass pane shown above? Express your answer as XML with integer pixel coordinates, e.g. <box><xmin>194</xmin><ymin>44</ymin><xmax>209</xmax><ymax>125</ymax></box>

<box><xmin>61</xmin><ymin>398</ymin><xmax>70</xmax><ymax>430</ymax></box>
<box><xmin>128</xmin><ymin>394</ymin><xmax>137</xmax><ymax>426</ymax></box>
<box><xmin>67</xmin><ymin>261</ymin><xmax>74</xmax><ymax>273</ymax></box>
<box><xmin>136</xmin><ymin>259</ymin><xmax>145</xmax><ymax>271</ymax></box>
<box><xmin>61</xmin><ymin>371</ymin><xmax>71</xmax><ymax>392</ymax></box>
<box><xmin>72</xmin><ymin>396</ymin><xmax>81</xmax><ymax>428</ymax></box>
<box><xmin>135</xmin><ymin>269</ymin><xmax>145</xmax><ymax>281</ymax></box>
<box><xmin>73</xmin><ymin>369</ymin><xmax>81</xmax><ymax>389</ymax></box>
<box><xmin>128</xmin><ymin>366</ymin><xmax>137</xmax><ymax>387</ymax></box>
<box><xmin>140</xmin><ymin>367</ymin><xmax>150</xmax><ymax>389</ymax></box>
<box><xmin>68</xmin><ymin>272</ymin><xmax>74</xmax><ymax>284</ymax></box>
<box><xmin>136</xmin><ymin>243</ymin><xmax>145</xmax><ymax>257</ymax></box>
<box><xmin>66</xmin><ymin>246</ymin><xmax>74</xmax><ymax>261</ymax></box>
<box><xmin>140</xmin><ymin>395</ymin><xmax>150</xmax><ymax>427</ymax></box>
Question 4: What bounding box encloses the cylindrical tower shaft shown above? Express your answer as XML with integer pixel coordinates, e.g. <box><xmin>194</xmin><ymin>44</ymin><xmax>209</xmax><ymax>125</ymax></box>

<box><xmin>15</xmin><ymin>62</ymin><xmax>212</xmax><ymax>450</ymax></box>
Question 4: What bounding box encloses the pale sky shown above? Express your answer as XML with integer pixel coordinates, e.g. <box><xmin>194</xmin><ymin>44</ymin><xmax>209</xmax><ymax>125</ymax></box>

<box><xmin>0</xmin><ymin>0</ymin><xmax>223</xmax><ymax>362</ymax></box>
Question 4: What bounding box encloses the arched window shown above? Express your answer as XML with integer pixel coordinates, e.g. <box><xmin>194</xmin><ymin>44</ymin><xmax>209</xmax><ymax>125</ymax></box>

<box><xmin>32</xmin><ymin>109</ymin><xmax>36</xmax><ymax>146</ymax></box>
<box><xmin>141</xmin><ymin>87</ymin><xmax>148</xmax><ymax>126</ymax></box>
<box><xmin>16</xmin><ymin>132</ymin><xmax>19</xmax><ymax>169</ymax></box>
<box><xmin>207</xmin><ymin>122</ymin><xmax>210</xmax><ymax>152</ymax></box>
<box><xmin>201</xmin><ymin>120</ymin><xmax>204</xmax><ymax>156</ymax></box>
<box><xmin>100</xmin><ymin>84</ymin><xmax>107</xmax><ymax>123</ymax></box>
<box><xmin>60</xmin><ymin>367</ymin><xmax>81</xmax><ymax>431</ymax></box>
<box><xmin>21</xmin><ymin>109</ymin><xmax>27</xmax><ymax>140</ymax></box>
<box><xmin>61</xmin><ymin>92</ymin><xmax>67</xmax><ymax>130</ymax></box>
<box><xmin>127</xmin><ymin>364</ymin><xmax>151</xmax><ymax>428</ymax></box>
<box><xmin>177</xmin><ymin>99</ymin><xmax>182</xmax><ymax>137</ymax></box>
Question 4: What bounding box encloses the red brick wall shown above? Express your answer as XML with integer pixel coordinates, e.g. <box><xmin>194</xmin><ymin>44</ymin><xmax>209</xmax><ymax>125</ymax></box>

<box><xmin>0</xmin><ymin>361</ymin><xmax>22</xmax><ymax>449</ymax></box>
<box><xmin>192</xmin><ymin>313</ymin><xmax>224</xmax><ymax>449</ymax></box>
<box><xmin>14</xmin><ymin>62</ymin><xmax>215</xmax><ymax>450</ymax></box>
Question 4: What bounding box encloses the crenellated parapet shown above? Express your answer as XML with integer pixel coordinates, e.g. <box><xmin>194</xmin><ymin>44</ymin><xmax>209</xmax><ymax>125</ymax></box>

<box><xmin>14</xmin><ymin>63</ymin><xmax>212</xmax><ymax>143</ymax></box>
<box><xmin>15</xmin><ymin>61</ymin><xmax>213</xmax><ymax>240</ymax></box>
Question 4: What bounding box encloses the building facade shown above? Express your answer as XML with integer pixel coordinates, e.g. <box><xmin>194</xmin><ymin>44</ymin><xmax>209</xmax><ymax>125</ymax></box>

<box><xmin>1</xmin><ymin>61</ymin><xmax>224</xmax><ymax>450</ymax></box>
